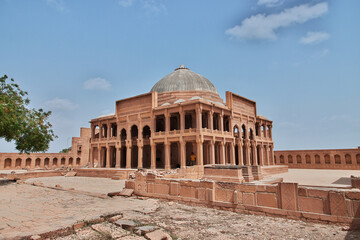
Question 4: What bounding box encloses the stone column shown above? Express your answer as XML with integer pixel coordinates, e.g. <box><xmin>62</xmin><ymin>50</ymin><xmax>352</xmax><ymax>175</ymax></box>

<box><xmin>220</xmin><ymin>112</ymin><xmax>224</xmax><ymax>132</ymax></box>
<box><xmin>150</xmin><ymin>141</ymin><xmax>156</xmax><ymax>169</ymax></box>
<box><xmin>165</xmin><ymin>113</ymin><xmax>170</xmax><ymax>132</ymax></box>
<box><xmin>252</xmin><ymin>141</ymin><xmax>258</xmax><ymax>166</ymax></box>
<box><xmin>126</xmin><ymin>141</ymin><xmax>132</xmax><ymax>169</ymax></box>
<box><xmin>209</xmin><ymin>110</ymin><xmax>214</xmax><ymax>131</ymax></box>
<box><xmin>180</xmin><ymin>109</ymin><xmax>185</xmax><ymax>132</ymax></box>
<box><xmin>230</xmin><ymin>141</ymin><xmax>235</xmax><ymax>165</ymax></box>
<box><xmin>210</xmin><ymin>139</ymin><xmax>215</xmax><ymax>164</ymax></box>
<box><xmin>197</xmin><ymin>138</ymin><xmax>204</xmax><ymax>166</ymax></box>
<box><xmin>270</xmin><ymin>145</ymin><xmax>275</xmax><ymax>165</ymax></box>
<box><xmin>258</xmin><ymin>144</ymin><xmax>264</xmax><ymax>166</ymax></box>
<box><xmin>138</xmin><ymin>142</ymin><xmax>143</xmax><ymax>169</ymax></box>
<box><xmin>107</xmin><ymin>123</ymin><xmax>111</xmax><ymax>140</ymax></box>
<box><xmin>237</xmin><ymin>140</ymin><xmax>242</xmax><ymax>165</ymax></box>
<box><xmin>116</xmin><ymin>146</ymin><xmax>121</xmax><ymax>168</ymax></box>
<box><xmin>164</xmin><ymin>141</ymin><xmax>170</xmax><ymax>170</ymax></box>
<box><xmin>97</xmin><ymin>146</ymin><xmax>101</xmax><ymax>168</ymax></box>
<box><xmin>244</xmin><ymin>140</ymin><xmax>251</xmax><ymax>165</ymax></box>
<box><xmin>220</xmin><ymin>141</ymin><xmax>225</xmax><ymax>164</ymax></box>
<box><xmin>106</xmin><ymin>146</ymin><xmax>110</xmax><ymax>168</ymax></box>
<box><xmin>180</xmin><ymin>140</ymin><xmax>186</xmax><ymax>168</ymax></box>
<box><xmin>89</xmin><ymin>147</ymin><xmax>93</xmax><ymax>167</ymax></box>
<box><xmin>196</xmin><ymin>106</ymin><xmax>202</xmax><ymax>131</ymax></box>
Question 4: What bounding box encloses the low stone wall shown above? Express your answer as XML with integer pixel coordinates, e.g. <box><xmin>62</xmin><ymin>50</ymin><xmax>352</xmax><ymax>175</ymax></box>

<box><xmin>0</xmin><ymin>170</ymin><xmax>63</xmax><ymax>180</ymax></box>
<box><xmin>74</xmin><ymin>168</ymin><xmax>135</xmax><ymax>179</ymax></box>
<box><xmin>126</xmin><ymin>172</ymin><xmax>360</xmax><ymax>227</ymax></box>
<box><xmin>274</xmin><ymin>147</ymin><xmax>360</xmax><ymax>170</ymax></box>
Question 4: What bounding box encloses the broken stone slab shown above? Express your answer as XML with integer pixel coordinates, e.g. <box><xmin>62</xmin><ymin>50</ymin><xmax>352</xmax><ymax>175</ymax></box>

<box><xmin>109</xmin><ymin>214</ymin><xmax>123</xmax><ymax>222</ymax></box>
<box><xmin>135</xmin><ymin>225</ymin><xmax>159</xmax><ymax>236</ymax></box>
<box><xmin>30</xmin><ymin>235</ymin><xmax>41</xmax><ymax>240</ymax></box>
<box><xmin>144</xmin><ymin>230</ymin><xmax>172</xmax><ymax>240</ymax></box>
<box><xmin>119</xmin><ymin>235</ymin><xmax>147</xmax><ymax>240</ymax></box>
<box><xmin>65</xmin><ymin>171</ymin><xmax>77</xmax><ymax>177</ymax></box>
<box><xmin>108</xmin><ymin>188</ymin><xmax>134</xmax><ymax>197</ymax></box>
<box><xmin>114</xmin><ymin>219</ymin><xmax>138</xmax><ymax>230</ymax></box>
<box><xmin>91</xmin><ymin>222</ymin><xmax>129</xmax><ymax>239</ymax></box>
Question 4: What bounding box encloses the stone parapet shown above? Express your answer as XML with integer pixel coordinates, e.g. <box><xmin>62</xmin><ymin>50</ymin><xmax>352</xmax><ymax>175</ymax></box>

<box><xmin>126</xmin><ymin>171</ymin><xmax>360</xmax><ymax>227</ymax></box>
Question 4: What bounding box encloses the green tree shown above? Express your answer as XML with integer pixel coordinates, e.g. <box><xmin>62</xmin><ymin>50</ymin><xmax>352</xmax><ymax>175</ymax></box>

<box><xmin>0</xmin><ymin>75</ymin><xmax>56</xmax><ymax>153</ymax></box>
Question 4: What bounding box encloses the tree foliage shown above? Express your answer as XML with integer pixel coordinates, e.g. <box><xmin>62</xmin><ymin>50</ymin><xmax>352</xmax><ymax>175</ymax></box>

<box><xmin>0</xmin><ymin>75</ymin><xmax>56</xmax><ymax>153</ymax></box>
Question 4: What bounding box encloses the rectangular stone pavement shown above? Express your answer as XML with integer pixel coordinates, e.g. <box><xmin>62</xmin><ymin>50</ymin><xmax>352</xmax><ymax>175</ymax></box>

<box><xmin>0</xmin><ymin>177</ymin><xmax>158</xmax><ymax>239</ymax></box>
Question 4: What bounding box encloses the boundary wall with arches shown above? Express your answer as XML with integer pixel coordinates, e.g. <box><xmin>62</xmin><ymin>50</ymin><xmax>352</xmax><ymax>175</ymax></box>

<box><xmin>274</xmin><ymin>147</ymin><xmax>360</xmax><ymax>170</ymax></box>
<box><xmin>0</xmin><ymin>128</ymin><xmax>91</xmax><ymax>170</ymax></box>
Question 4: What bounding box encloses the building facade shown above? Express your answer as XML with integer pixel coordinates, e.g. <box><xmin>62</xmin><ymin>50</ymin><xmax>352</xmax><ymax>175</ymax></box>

<box><xmin>89</xmin><ymin>65</ymin><xmax>275</xmax><ymax>170</ymax></box>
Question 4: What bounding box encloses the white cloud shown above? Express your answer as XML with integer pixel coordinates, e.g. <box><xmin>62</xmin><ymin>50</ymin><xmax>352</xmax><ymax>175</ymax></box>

<box><xmin>118</xmin><ymin>0</ymin><xmax>166</xmax><ymax>14</ymax></box>
<box><xmin>257</xmin><ymin>0</ymin><xmax>283</xmax><ymax>7</ymax></box>
<box><xmin>46</xmin><ymin>0</ymin><xmax>65</xmax><ymax>12</ymax></box>
<box><xmin>45</xmin><ymin>98</ymin><xmax>78</xmax><ymax>111</ymax></box>
<box><xmin>118</xmin><ymin>0</ymin><xmax>135</xmax><ymax>7</ymax></box>
<box><xmin>83</xmin><ymin>77</ymin><xmax>111</xmax><ymax>91</ymax></box>
<box><xmin>225</xmin><ymin>2</ymin><xmax>328</xmax><ymax>41</ymax></box>
<box><xmin>300</xmin><ymin>31</ymin><xmax>330</xmax><ymax>45</ymax></box>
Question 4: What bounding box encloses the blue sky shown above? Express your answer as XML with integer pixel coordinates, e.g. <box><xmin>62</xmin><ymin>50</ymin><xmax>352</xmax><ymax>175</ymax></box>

<box><xmin>0</xmin><ymin>0</ymin><xmax>359</xmax><ymax>152</ymax></box>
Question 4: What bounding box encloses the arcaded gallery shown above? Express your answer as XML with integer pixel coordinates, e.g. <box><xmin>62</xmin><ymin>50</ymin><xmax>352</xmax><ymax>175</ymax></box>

<box><xmin>89</xmin><ymin>65</ymin><xmax>275</xmax><ymax>170</ymax></box>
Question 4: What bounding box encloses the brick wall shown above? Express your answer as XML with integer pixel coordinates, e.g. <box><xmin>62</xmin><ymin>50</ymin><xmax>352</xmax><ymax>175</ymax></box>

<box><xmin>274</xmin><ymin>147</ymin><xmax>360</xmax><ymax>170</ymax></box>
<box><xmin>0</xmin><ymin>128</ymin><xmax>91</xmax><ymax>170</ymax></box>
<box><xmin>126</xmin><ymin>172</ymin><xmax>360</xmax><ymax>227</ymax></box>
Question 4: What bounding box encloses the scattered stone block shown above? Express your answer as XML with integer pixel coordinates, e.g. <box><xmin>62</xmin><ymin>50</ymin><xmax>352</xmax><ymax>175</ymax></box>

<box><xmin>65</xmin><ymin>171</ymin><xmax>77</xmax><ymax>177</ymax></box>
<box><xmin>114</xmin><ymin>219</ymin><xmax>138</xmax><ymax>230</ymax></box>
<box><xmin>108</xmin><ymin>189</ymin><xmax>134</xmax><ymax>197</ymax></box>
<box><xmin>73</xmin><ymin>221</ymin><xmax>85</xmax><ymax>230</ymax></box>
<box><xmin>55</xmin><ymin>184</ymin><xmax>62</xmax><ymax>188</ymax></box>
<box><xmin>109</xmin><ymin>214</ymin><xmax>123</xmax><ymax>222</ymax></box>
<box><xmin>145</xmin><ymin>230</ymin><xmax>172</xmax><ymax>240</ymax></box>
<box><xmin>30</xmin><ymin>235</ymin><xmax>41</xmax><ymax>240</ymax></box>
<box><xmin>135</xmin><ymin>225</ymin><xmax>159</xmax><ymax>236</ymax></box>
<box><xmin>76</xmin><ymin>227</ymin><xmax>103</xmax><ymax>239</ymax></box>
<box><xmin>91</xmin><ymin>222</ymin><xmax>129</xmax><ymax>239</ymax></box>
<box><xmin>16</xmin><ymin>180</ymin><xmax>25</xmax><ymax>184</ymax></box>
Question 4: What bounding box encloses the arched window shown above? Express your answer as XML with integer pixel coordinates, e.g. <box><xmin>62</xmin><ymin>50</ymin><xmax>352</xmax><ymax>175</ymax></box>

<box><xmin>131</xmin><ymin>125</ymin><xmax>138</xmax><ymax>138</ymax></box>
<box><xmin>296</xmin><ymin>155</ymin><xmax>302</xmax><ymax>164</ymax></box>
<box><xmin>345</xmin><ymin>154</ymin><xmax>352</xmax><ymax>164</ymax></box>
<box><xmin>357</xmin><ymin>154</ymin><xmax>360</xmax><ymax>164</ymax></box>
<box><xmin>76</xmin><ymin>158</ymin><xmax>81</xmax><ymax>166</ymax></box>
<box><xmin>248</xmin><ymin>128</ymin><xmax>254</xmax><ymax>140</ymax></box>
<box><xmin>288</xmin><ymin>155</ymin><xmax>293</xmax><ymax>164</ymax></box>
<box><xmin>4</xmin><ymin>158</ymin><xmax>11</xmax><ymax>168</ymax></box>
<box><xmin>315</xmin><ymin>155</ymin><xmax>320</xmax><ymax>164</ymax></box>
<box><xmin>335</xmin><ymin>155</ymin><xmax>341</xmax><ymax>164</ymax></box>
<box><xmin>233</xmin><ymin>125</ymin><xmax>239</xmax><ymax>138</ymax></box>
<box><xmin>35</xmin><ymin>158</ymin><xmax>41</xmax><ymax>167</ymax></box>
<box><xmin>305</xmin><ymin>154</ymin><xmax>311</xmax><ymax>164</ymax></box>
<box><xmin>324</xmin><ymin>154</ymin><xmax>330</xmax><ymax>164</ymax></box>
<box><xmin>44</xmin><ymin>158</ymin><xmax>50</xmax><ymax>167</ymax></box>
<box><xmin>143</xmin><ymin>126</ymin><xmax>151</xmax><ymax>139</ymax></box>
<box><xmin>53</xmin><ymin>158</ymin><xmax>58</xmax><ymax>166</ymax></box>
<box><xmin>61</xmin><ymin>158</ymin><xmax>66</xmax><ymax>166</ymax></box>
<box><xmin>120</xmin><ymin>128</ymin><xmax>127</xmax><ymax>140</ymax></box>
<box><xmin>280</xmin><ymin>155</ymin><xmax>284</xmax><ymax>164</ymax></box>
<box><xmin>15</xmin><ymin>158</ymin><xmax>22</xmax><ymax>168</ymax></box>
<box><xmin>26</xmin><ymin>158</ymin><xmax>31</xmax><ymax>167</ymax></box>
<box><xmin>241</xmin><ymin>125</ymin><xmax>246</xmax><ymax>139</ymax></box>
<box><xmin>69</xmin><ymin>157</ymin><xmax>73</xmax><ymax>166</ymax></box>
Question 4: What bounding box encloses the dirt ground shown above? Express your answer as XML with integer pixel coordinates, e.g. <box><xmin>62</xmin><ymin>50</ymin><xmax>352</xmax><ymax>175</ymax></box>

<box><xmin>0</xmin><ymin>176</ymin><xmax>359</xmax><ymax>239</ymax></box>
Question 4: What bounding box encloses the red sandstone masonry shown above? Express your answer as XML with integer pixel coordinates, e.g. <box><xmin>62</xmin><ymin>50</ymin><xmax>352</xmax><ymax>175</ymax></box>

<box><xmin>127</xmin><ymin>172</ymin><xmax>360</xmax><ymax>226</ymax></box>
<box><xmin>274</xmin><ymin>147</ymin><xmax>360</xmax><ymax>170</ymax></box>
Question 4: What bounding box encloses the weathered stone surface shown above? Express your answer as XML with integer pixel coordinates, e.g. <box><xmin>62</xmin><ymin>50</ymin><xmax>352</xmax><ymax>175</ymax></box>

<box><xmin>145</xmin><ymin>230</ymin><xmax>172</xmax><ymax>240</ymax></box>
<box><xmin>109</xmin><ymin>214</ymin><xmax>123</xmax><ymax>222</ymax></box>
<box><xmin>135</xmin><ymin>225</ymin><xmax>159</xmax><ymax>236</ymax></box>
<box><xmin>91</xmin><ymin>222</ymin><xmax>129</xmax><ymax>239</ymax></box>
<box><xmin>114</xmin><ymin>219</ymin><xmax>138</xmax><ymax>230</ymax></box>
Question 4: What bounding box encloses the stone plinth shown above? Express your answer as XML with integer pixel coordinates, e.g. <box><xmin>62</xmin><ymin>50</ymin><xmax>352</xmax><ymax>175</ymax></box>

<box><xmin>202</xmin><ymin>165</ymin><xmax>244</xmax><ymax>183</ymax></box>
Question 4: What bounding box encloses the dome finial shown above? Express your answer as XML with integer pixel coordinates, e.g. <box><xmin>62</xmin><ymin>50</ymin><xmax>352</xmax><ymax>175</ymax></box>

<box><xmin>174</xmin><ymin>64</ymin><xmax>189</xmax><ymax>71</ymax></box>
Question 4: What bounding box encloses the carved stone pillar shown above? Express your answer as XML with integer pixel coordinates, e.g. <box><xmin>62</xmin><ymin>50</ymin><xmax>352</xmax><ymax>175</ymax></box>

<box><xmin>196</xmin><ymin>106</ymin><xmax>202</xmax><ymax>131</ymax></box>
<box><xmin>238</xmin><ymin>139</ymin><xmax>244</xmax><ymax>165</ymax></box>
<box><xmin>197</xmin><ymin>138</ymin><xmax>204</xmax><ymax>166</ymax></box>
<box><xmin>244</xmin><ymin>140</ymin><xmax>251</xmax><ymax>165</ymax></box>
<box><xmin>210</xmin><ymin>139</ymin><xmax>215</xmax><ymax>164</ymax></box>
<box><xmin>252</xmin><ymin>141</ymin><xmax>258</xmax><ymax>166</ymax></box>
<box><xmin>180</xmin><ymin>110</ymin><xmax>185</xmax><ymax>132</ymax></box>
<box><xmin>150</xmin><ymin>141</ymin><xmax>156</xmax><ymax>169</ymax></box>
<box><xmin>230</xmin><ymin>141</ymin><xmax>235</xmax><ymax>165</ymax></box>
<box><xmin>209</xmin><ymin>110</ymin><xmax>214</xmax><ymax>131</ymax></box>
<box><xmin>180</xmin><ymin>140</ymin><xmax>186</xmax><ymax>168</ymax></box>
<box><xmin>164</xmin><ymin>141</ymin><xmax>170</xmax><ymax>170</ymax></box>
<box><xmin>258</xmin><ymin>144</ymin><xmax>264</xmax><ymax>166</ymax></box>
<box><xmin>220</xmin><ymin>141</ymin><xmax>225</xmax><ymax>165</ymax></box>
<box><xmin>116</xmin><ymin>146</ymin><xmax>121</xmax><ymax>168</ymax></box>
<box><xmin>126</xmin><ymin>141</ymin><xmax>132</xmax><ymax>169</ymax></box>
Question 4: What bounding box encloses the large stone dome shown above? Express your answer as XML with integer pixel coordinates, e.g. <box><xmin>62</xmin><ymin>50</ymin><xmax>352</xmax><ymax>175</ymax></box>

<box><xmin>150</xmin><ymin>65</ymin><xmax>218</xmax><ymax>94</ymax></box>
